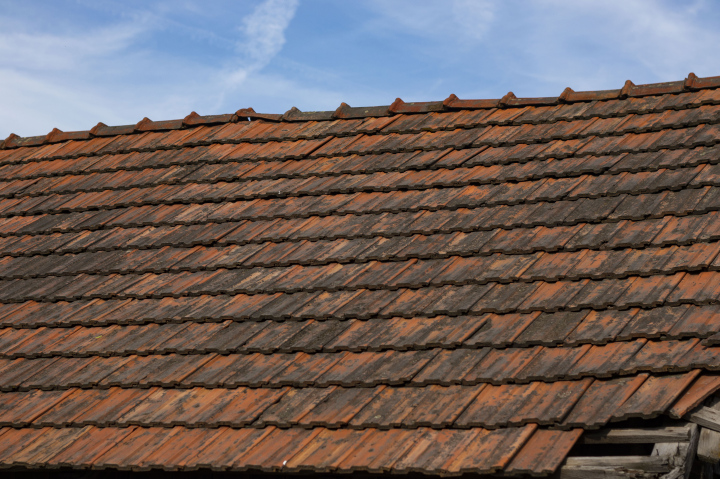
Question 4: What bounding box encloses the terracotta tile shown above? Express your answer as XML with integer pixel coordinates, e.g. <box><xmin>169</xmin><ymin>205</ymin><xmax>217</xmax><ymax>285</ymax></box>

<box><xmin>412</xmin><ymin>348</ymin><xmax>490</xmax><ymax>385</ymax></box>
<box><xmin>93</xmin><ymin>426</ymin><xmax>180</xmax><ymax>469</ymax></box>
<box><xmin>320</xmin><ymin>349</ymin><xmax>437</xmax><ymax>386</ymax></box>
<box><xmin>368</xmin><ymin>315</ymin><xmax>482</xmax><ymax>350</ymax></box>
<box><xmin>444</xmin><ymin>425</ymin><xmax>537</xmax><ymax>474</ymax></box>
<box><xmin>602</xmin><ymin>216</ymin><xmax>671</xmax><ymax>248</ymax></box>
<box><xmin>188</xmin><ymin>427</ymin><xmax>274</xmax><ymax>470</ymax></box>
<box><xmin>626</xmin><ymin>338</ymin><xmax>700</xmax><ymax>373</ymax></box>
<box><xmin>667</xmin><ymin>241</ymin><xmax>720</xmax><ymax>271</ymax></box>
<box><xmin>347</xmin><ymin>386</ymin><xmax>443</xmax><ymax>428</ymax></box>
<box><xmin>616</xmin><ymin>272</ymin><xmax>685</xmax><ymax>307</ymax></box>
<box><xmin>0</xmin><ymin>389</ymin><xmax>72</xmax><ymax>426</ymax></box>
<box><xmin>505</xmin><ymin>428</ymin><xmax>583</xmax><ymax>475</ymax></box>
<box><xmin>669</xmin><ymin>374</ymin><xmax>720</xmax><ymax>418</ymax></box>
<box><xmin>458</xmin><ymin>380</ymin><xmax>582</xmax><ymax>427</ymax></box>
<box><xmin>271</xmin><ymin>352</ymin><xmax>345</xmax><ymax>386</ymax></box>
<box><xmin>417</xmin><ymin>385</ymin><xmax>489</xmax><ymax>426</ymax></box>
<box><xmin>667</xmin><ymin>271</ymin><xmax>720</xmax><ymax>304</ymax></box>
<box><xmin>137</xmin><ymin>427</ymin><xmax>226</xmax><ymax>471</ymax></box>
<box><xmin>221</xmin><ymin>353</ymin><xmax>300</xmax><ymax>387</ymax></box>
<box><xmin>566</xmin><ymin>339</ymin><xmax>647</xmax><ymax>378</ymax></box>
<box><xmin>37</xmin><ymin>387</ymin><xmax>153</xmax><ymax>426</ymax></box>
<box><xmin>617</xmin><ymin>305</ymin><xmax>689</xmax><ymax>340</ymax></box>
<box><xmin>517</xmin><ymin>279</ymin><xmax>588</xmax><ymax>312</ymax></box>
<box><xmin>514</xmin><ymin>310</ymin><xmax>589</xmax><ymax>346</ymax></box>
<box><xmin>463</xmin><ymin>346</ymin><xmax>544</xmax><ymax>384</ymax></box>
<box><xmin>565</xmin><ymin>309</ymin><xmax>637</xmax><ymax>345</ymax></box>
<box><xmin>470</xmin><ymin>282</ymin><xmax>539</xmax><ymax>314</ymax></box>
<box><xmin>614</xmin><ymin>370</ymin><xmax>701</xmax><ymax>420</ymax></box>
<box><xmin>0</xmin><ymin>427</ymin><xmax>49</xmax><ymax>462</ymax></box>
<box><xmin>517</xmin><ymin>344</ymin><xmax>592</xmax><ymax>381</ymax></box>
<box><xmin>256</xmin><ymin>387</ymin><xmax>335</xmax><ymax>427</ymax></box>
<box><xmin>47</xmin><ymin>426</ymin><xmax>138</xmax><ymax>468</ymax></box>
<box><xmin>5</xmin><ymin>425</ymin><xmax>92</xmax><ymax>467</ymax></box>
<box><xmin>234</xmin><ymin>426</ymin><xmax>322</xmax><ymax>471</ymax></box>
<box><xmin>299</xmin><ymin>386</ymin><xmax>384</xmax><ymax>427</ymax></box>
<box><xmin>465</xmin><ymin>311</ymin><xmax>540</xmax><ymax>347</ymax></box>
<box><xmin>670</xmin><ymin>304</ymin><xmax>720</xmax><ymax>337</ymax></box>
<box><xmin>392</xmin><ymin>429</ymin><xmax>481</xmax><ymax>474</ymax></box>
<box><xmin>563</xmin><ymin>374</ymin><xmax>647</xmax><ymax>427</ymax></box>
<box><xmin>337</xmin><ymin>428</ymin><xmax>419</xmax><ymax>472</ymax></box>
<box><xmin>0</xmin><ymin>357</ymin><xmax>61</xmax><ymax>390</ymax></box>
<box><xmin>285</xmin><ymin>428</ymin><xmax>373</xmax><ymax>472</ymax></box>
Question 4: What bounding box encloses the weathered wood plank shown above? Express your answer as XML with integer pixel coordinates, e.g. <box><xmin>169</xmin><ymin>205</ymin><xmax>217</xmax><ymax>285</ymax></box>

<box><xmin>684</xmin><ymin>423</ymin><xmax>700</xmax><ymax>479</ymax></box>
<box><xmin>582</xmin><ymin>427</ymin><xmax>692</xmax><ymax>444</ymax></box>
<box><xmin>557</xmin><ymin>465</ymin><xmax>660</xmax><ymax>478</ymax></box>
<box><xmin>698</xmin><ymin>427</ymin><xmax>720</xmax><ymax>463</ymax></box>
<box><xmin>689</xmin><ymin>406</ymin><xmax>720</xmax><ymax>433</ymax></box>
<box><xmin>564</xmin><ymin>456</ymin><xmax>671</xmax><ymax>473</ymax></box>
<box><xmin>651</xmin><ymin>423</ymin><xmax>698</xmax><ymax>479</ymax></box>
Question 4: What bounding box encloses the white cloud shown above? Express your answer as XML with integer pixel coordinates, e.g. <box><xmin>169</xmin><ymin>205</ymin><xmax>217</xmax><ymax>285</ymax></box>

<box><xmin>366</xmin><ymin>0</ymin><xmax>496</xmax><ymax>43</ymax></box>
<box><xmin>0</xmin><ymin>0</ymin><xmax>301</xmax><ymax>138</ymax></box>
<box><xmin>0</xmin><ymin>21</ymin><xmax>147</xmax><ymax>72</ymax></box>
<box><xmin>219</xmin><ymin>0</ymin><xmax>300</xmax><ymax>105</ymax></box>
<box><xmin>362</xmin><ymin>0</ymin><xmax>720</xmax><ymax>99</ymax></box>
<box><xmin>239</xmin><ymin>0</ymin><xmax>299</xmax><ymax>66</ymax></box>
<box><xmin>503</xmin><ymin>0</ymin><xmax>720</xmax><ymax>93</ymax></box>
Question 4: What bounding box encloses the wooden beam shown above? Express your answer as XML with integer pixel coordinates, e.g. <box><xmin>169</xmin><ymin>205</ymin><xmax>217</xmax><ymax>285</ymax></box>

<box><xmin>561</xmin><ymin>424</ymin><xmax>699</xmax><ymax>478</ymax></box>
<box><xmin>563</xmin><ymin>456</ymin><xmax>672</xmax><ymax>472</ymax></box>
<box><xmin>557</xmin><ymin>465</ymin><xmax>661</xmax><ymax>478</ymax></box>
<box><xmin>582</xmin><ymin>426</ymin><xmax>692</xmax><ymax>444</ymax></box>
<box><xmin>698</xmin><ymin>427</ymin><xmax>720</xmax><ymax>464</ymax></box>
<box><xmin>651</xmin><ymin>423</ymin><xmax>699</xmax><ymax>479</ymax></box>
<box><xmin>689</xmin><ymin>406</ymin><xmax>720</xmax><ymax>433</ymax></box>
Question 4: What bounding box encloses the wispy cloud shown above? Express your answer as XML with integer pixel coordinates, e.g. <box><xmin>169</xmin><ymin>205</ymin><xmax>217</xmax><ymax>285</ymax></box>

<box><xmin>361</xmin><ymin>0</ymin><xmax>720</xmax><ymax>99</ymax></box>
<box><xmin>0</xmin><ymin>0</ymin><xmax>301</xmax><ymax>138</ymax></box>
<box><xmin>222</xmin><ymin>0</ymin><xmax>300</xmax><ymax>96</ymax></box>
<box><xmin>240</xmin><ymin>0</ymin><xmax>299</xmax><ymax>65</ymax></box>
<box><xmin>366</xmin><ymin>0</ymin><xmax>496</xmax><ymax>44</ymax></box>
<box><xmin>0</xmin><ymin>20</ymin><xmax>147</xmax><ymax>72</ymax></box>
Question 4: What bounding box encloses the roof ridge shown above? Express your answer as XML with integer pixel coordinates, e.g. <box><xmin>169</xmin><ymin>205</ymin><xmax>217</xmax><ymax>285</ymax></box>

<box><xmin>2</xmin><ymin>73</ymin><xmax>718</xmax><ymax>150</ymax></box>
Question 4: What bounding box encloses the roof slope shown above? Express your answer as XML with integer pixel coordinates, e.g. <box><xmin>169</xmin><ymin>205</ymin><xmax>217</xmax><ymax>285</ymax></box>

<box><xmin>1</xmin><ymin>75</ymin><xmax>720</xmax><ymax>475</ymax></box>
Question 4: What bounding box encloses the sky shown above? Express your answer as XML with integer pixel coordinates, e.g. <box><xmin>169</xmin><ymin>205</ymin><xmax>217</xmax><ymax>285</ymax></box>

<box><xmin>2</xmin><ymin>0</ymin><xmax>720</xmax><ymax>138</ymax></box>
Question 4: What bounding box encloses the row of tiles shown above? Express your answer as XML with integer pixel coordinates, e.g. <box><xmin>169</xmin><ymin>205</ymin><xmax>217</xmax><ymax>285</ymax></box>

<box><xmin>0</xmin><ymin>304</ymin><xmax>716</xmax><ymax>357</ymax></box>
<box><xmin>1</xmin><ymin>214</ymin><xmax>718</xmax><ymax>281</ymax></box>
<box><xmin>0</xmin><ymin>424</ymin><xmax>577</xmax><ymax>475</ymax></box>
<box><xmin>1</xmin><ymin>147</ymin><xmax>714</xmax><ymax>214</ymax></box>
<box><xmin>0</xmin><ymin>147</ymin><xmax>468</xmax><ymax>183</ymax></box>
<box><xmin>0</xmin><ymin>372</ymin><xmax>713</xmax><ymax>430</ymax></box>
<box><xmin>1</xmin><ymin>211</ymin><xmax>716</xmax><ymax>265</ymax></box>
<box><xmin>5</xmin><ymin>242</ymin><xmax>720</xmax><ymax>297</ymax></box>
<box><xmin>0</xmin><ymin>108</ymin><xmax>717</xmax><ymax>195</ymax></box>
<box><xmin>1</xmin><ymin>120</ymin><xmax>719</xmax><ymax>194</ymax></box>
<box><xmin>0</xmin><ymin>157</ymin><xmax>711</xmax><ymax>219</ymax></box>
<box><xmin>188</xmin><ymin>123</ymin><xmax>720</xmax><ymax>162</ymax></box>
<box><xmin>0</xmin><ymin>273</ymin><xmax>718</xmax><ymax>326</ymax></box>
<box><xmin>0</xmin><ymin>264</ymin><xmax>716</xmax><ymax>311</ymax></box>
<box><xmin>1</xmin><ymin>141</ymin><xmax>713</xmax><ymax>201</ymax></box>
<box><xmin>1</xmin><ymin>182</ymin><xmax>716</xmax><ymax>244</ymax></box>
<box><xmin>1</xmin><ymin>111</ymin><xmax>718</xmax><ymax>191</ymax></box>
<box><xmin>2</xmin><ymin>242</ymin><xmax>717</xmax><ymax>298</ymax></box>
<box><xmin>0</xmin><ymin>339</ymin><xmax>717</xmax><ymax>390</ymax></box>
<box><xmin>3</xmin><ymin>89</ymin><xmax>720</xmax><ymax>165</ymax></box>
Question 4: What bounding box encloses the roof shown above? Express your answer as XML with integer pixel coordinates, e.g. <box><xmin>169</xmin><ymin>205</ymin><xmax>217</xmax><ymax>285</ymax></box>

<box><xmin>0</xmin><ymin>73</ymin><xmax>720</xmax><ymax>476</ymax></box>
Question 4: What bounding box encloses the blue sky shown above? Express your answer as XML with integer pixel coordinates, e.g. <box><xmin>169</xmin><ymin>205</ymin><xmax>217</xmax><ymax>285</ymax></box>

<box><xmin>2</xmin><ymin>0</ymin><xmax>720</xmax><ymax>137</ymax></box>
